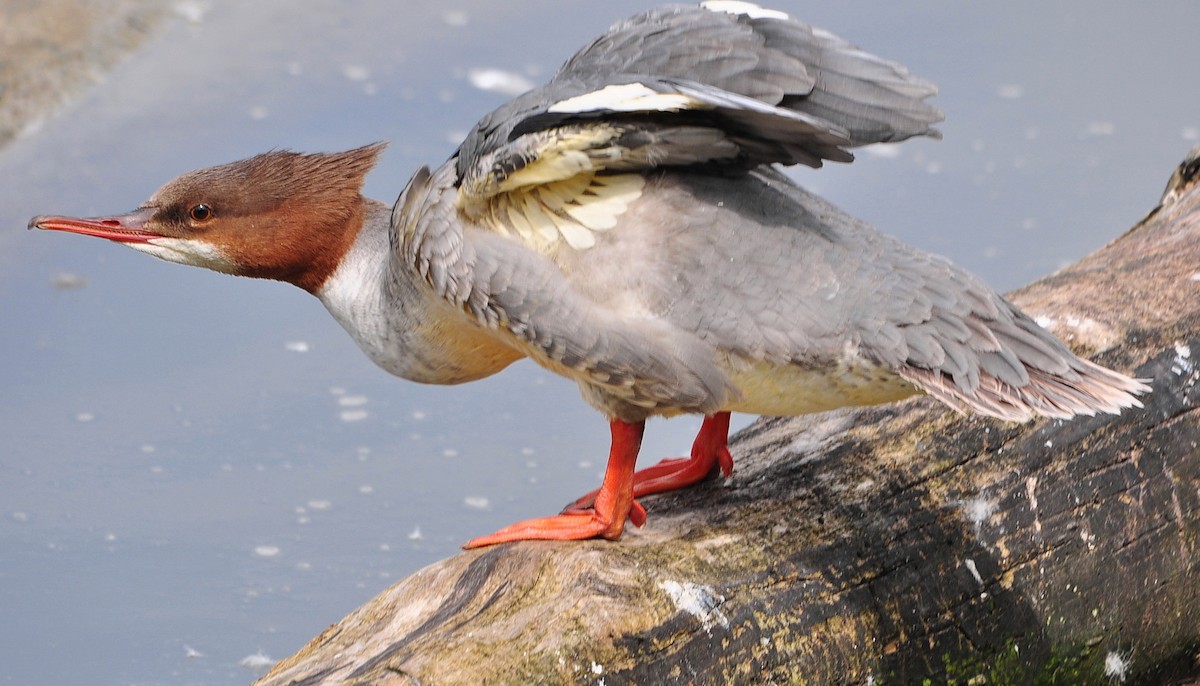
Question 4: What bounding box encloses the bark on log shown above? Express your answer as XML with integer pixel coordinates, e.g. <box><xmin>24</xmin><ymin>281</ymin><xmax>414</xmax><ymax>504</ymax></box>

<box><xmin>256</xmin><ymin>149</ymin><xmax>1200</xmax><ymax>686</ymax></box>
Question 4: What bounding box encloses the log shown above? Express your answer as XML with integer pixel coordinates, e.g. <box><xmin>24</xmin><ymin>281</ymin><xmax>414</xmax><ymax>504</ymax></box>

<box><xmin>255</xmin><ymin>148</ymin><xmax>1200</xmax><ymax>686</ymax></box>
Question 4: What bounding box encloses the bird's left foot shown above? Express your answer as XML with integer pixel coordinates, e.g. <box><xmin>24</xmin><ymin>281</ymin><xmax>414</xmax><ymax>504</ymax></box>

<box><xmin>463</xmin><ymin>502</ymin><xmax>647</xmax><ymax>548</ymax></box>
<box><xmin>564</xmin><ymin>412</ymin><xmax>733</xmax><ymax>513</ymax></box>
<box><xmin>463</xmin><ymin>419</ymin><xmax>646</xmax><ymax>549</ymax></box>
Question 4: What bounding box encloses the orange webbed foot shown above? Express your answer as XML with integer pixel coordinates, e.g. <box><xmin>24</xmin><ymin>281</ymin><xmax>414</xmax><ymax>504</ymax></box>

<box><xmin>464</xmin><ymin>508</ymin><xmax>637</xmax><ymax>548</ymax></box>
<box><xmin>464</xmin><ymin>419</ymin><xmax>646</xmax><ymax>548</ymax></box>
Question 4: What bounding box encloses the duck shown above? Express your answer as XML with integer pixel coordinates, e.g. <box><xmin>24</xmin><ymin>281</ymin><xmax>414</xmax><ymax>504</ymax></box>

<box><xmin>30</xmin><ymin>1</ymin><xmax>1148</xmax><ymax>548</ymax></box>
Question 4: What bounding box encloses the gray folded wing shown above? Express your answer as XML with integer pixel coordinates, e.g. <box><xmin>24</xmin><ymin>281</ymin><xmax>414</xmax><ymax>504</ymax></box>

<box><xmin>641</xmin><ymin>168</ymin><xmax>1148</xmax><ymax>422</ymax></box>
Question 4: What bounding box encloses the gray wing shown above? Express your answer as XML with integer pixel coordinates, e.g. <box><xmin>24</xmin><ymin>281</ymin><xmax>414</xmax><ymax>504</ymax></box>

<box><xmin>394</xmin><ymin>164</ymin><xmax>736</xmax><ymax>421</ymax></box>
<box><xmin>455</xmin><ymin>2</ymin><xmax>943</xmax><ymax>191</ymax></box>
<box><xmin>394</xmin><ymin>3</ymin><xmax>1143</xmax><ymax>423</ymax></box>
<box><xmin>599</xmin><ymin>168</ymin><xmax>1147</xmax><ymax>421</ymax></box>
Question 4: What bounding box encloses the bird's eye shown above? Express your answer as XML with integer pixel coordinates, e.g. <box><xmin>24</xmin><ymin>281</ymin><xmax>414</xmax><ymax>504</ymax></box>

<box><xmin>189</xmin><ymin>204</ymin><xmax>213</xmax><ymax>222</ymax></box>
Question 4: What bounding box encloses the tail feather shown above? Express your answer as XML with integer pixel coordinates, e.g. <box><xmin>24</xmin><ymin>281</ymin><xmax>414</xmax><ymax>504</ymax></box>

<box><xmin>885</xmin><ymin>281</ymin><xmax>1149</xmax><ymax>421</ymax></box>
<box><xmin>900</xmin><ymin>355</ymin><xmax>1149</xmax><ymax>422</ymax></box>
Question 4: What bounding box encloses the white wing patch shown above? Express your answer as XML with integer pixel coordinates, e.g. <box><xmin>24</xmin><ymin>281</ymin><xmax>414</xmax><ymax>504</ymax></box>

<box><xmin>548</xmin><ymin>83</ymin><xmax>707</xmax><ymax>115</ymax></box>
<box><xmin>700</xmin><ymin>1</ymin><xmax>790</xmax><ymax>20</ymax></box>
<box><xmin>477</xmin><ymin>172</ymin><xmax>644</xmax><ymax>251</ymax></box>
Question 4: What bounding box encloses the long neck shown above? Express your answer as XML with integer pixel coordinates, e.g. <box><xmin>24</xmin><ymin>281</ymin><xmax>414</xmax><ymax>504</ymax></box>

<box><xmin>316</xmin><ymin>199</ymin><xmax>418</xmax><ymax>374</ymax></box>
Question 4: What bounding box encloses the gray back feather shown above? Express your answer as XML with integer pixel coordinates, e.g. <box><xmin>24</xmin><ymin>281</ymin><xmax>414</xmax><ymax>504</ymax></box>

<box><xmin>565</xmin><ymin>167</ymin><xmax>1146</xmax><ymax>421</ymax></box>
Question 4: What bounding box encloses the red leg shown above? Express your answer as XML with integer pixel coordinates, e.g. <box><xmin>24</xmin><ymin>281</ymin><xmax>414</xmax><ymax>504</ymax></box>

<box><xmin>463</xmin><ymin>420</ymin><xmax>646</xmax><ymax>549</ymax></box>
<box><xmin>566</xmin><ymin>412</ymin><xmax>733</xmax><ymax>513</ymax></box>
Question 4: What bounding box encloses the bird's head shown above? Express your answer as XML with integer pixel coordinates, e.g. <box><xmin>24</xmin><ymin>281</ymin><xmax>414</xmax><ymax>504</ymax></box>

<box><xmin>30</xmin><ymin>143</ymin><xmax>385</xmax><ymax>293</ymax></box>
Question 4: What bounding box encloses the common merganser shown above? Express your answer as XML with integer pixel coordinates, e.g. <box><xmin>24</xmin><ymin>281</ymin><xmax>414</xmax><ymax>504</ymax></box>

<box><xmin>31</xmin><ymin>2</ymin><xmax>1148</xmax><ymax>548</ymax></box>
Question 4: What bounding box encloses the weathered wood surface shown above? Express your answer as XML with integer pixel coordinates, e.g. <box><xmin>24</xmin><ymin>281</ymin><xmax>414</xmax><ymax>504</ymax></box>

<box><xmin>257</xmin><ymin>150</ymin><xmax>1200</xmax><ymax>686</ymax></box>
